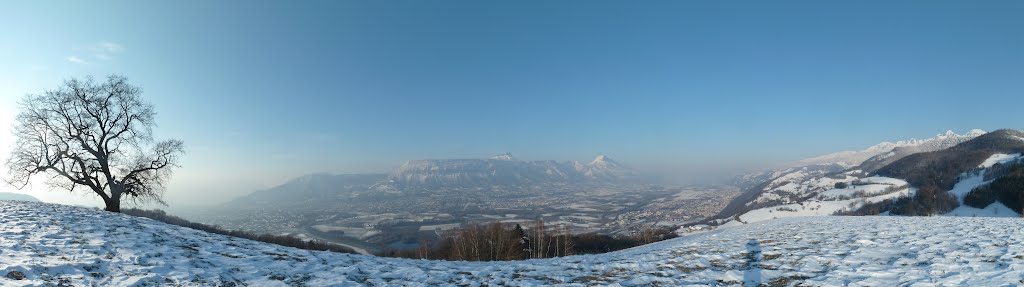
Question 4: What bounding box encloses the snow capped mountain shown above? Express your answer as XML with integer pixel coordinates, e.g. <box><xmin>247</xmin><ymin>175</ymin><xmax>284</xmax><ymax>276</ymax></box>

<box><xmin>591</xmin><ymin>154</ymin><xmax>613</xmax><ymax>166</ymax></box>
<box><xmin>3</xmin><ymin>201</ymin><xmax>1023</xmax><ymax>286</ymax></box>
<box><xmin>795</xmin><ymin>129</ymin><xmax>985</xmax><ymax>167</ymax></box>
<box><xmin>795</xmin><ymin>143</ymin><xmax>895</xmax><ymax>168</ymax></box>
<box><xmin>386</xmin><ymin>154</ymin><xmax>635</xmax><ymax>187</ymax></box>
<box><xmin>489</xmin><ymin>152</ymin><xmax>517</xmax><ymax>161</ymax></box>
<box><xmin>575</xmin><ymin>154</ymin><xmax>635</xmax><ymax>179</ymax></box>
<box><xmin>857</xmin><ymin>129</ymin><xmax>987</xmax><ymax>172</ymax></box>
<box><xmin>387</xmin><ymin>158</ymin><xmax>574</xmax><ymax>187</ymax></box>
<box><xmin>225</xmin><ymin>153</ymin><xmax>641</xmax><ymax>208</ymax></box>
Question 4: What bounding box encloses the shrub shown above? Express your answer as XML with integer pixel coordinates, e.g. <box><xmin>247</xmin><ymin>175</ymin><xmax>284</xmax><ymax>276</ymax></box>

<box><xmin>889</xmin><ymin>185</ymin><xmax>959</xmax><ymax>216</ymax></box>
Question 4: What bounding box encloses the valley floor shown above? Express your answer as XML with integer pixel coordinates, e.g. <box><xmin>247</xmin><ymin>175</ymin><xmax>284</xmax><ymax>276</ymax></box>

<box><xmin>0</xmin><ymin>201</ymin><xmax>1022</xmax><ymax>286</ymax></box>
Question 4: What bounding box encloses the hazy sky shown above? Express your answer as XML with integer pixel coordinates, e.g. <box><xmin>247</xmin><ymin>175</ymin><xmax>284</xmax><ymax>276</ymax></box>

<box><xmin>1</xmin><ymin>1</ymin><xmax>1022</xmax><ymax>207</ymax></box>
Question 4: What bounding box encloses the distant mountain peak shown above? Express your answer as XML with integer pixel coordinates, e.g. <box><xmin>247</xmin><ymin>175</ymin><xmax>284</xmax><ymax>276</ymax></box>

<box><xmin>796</xmin><ymin>129</ymin><xmax>986</xmax><ymax>167</ymax></box>
<box><xmin>387</xmin><ymin>154</ymin><xmax>636</xmax><ymax>187</ymax></box>
<box><xmin>582</xmin><ymin>154</ymin><xmax>633</xmax><ymax>178</ymax></box>
<box><xmin>0</xmin><ymin>192</ymin><xmax>40</xmax><ymax>202</ymax></box>
<box><xmin>490</xmin><ymin>152</ymin><xmax>517</xmax><ymax>161</ymax></box>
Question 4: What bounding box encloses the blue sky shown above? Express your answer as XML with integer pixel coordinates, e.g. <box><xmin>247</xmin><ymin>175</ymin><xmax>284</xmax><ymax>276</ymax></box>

<box><xmin>1</xmin><ymin>1</ymin><xmax>1022</xmax><ymax>206</ymax></box>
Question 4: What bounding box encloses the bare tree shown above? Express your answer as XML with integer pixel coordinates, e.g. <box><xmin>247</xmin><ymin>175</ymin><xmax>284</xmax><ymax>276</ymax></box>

<box><xmin>558</xmin><ymin>224</ymin><xmax>574</xmax><ymax>257</ymax></box>
<box><xmin>530</xmin><ymin>219</ymin><xmax>547</xmax><ymax>259</ymax></box>
<box><xmin>5</xmin><ymin>75</ymin><xmax>184</xmax><ymax>212</ymax></box>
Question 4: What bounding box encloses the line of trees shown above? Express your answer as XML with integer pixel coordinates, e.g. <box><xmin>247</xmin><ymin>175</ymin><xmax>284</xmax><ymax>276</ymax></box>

<box><xmin>122</xmin><ymin>209</ymin><xmax>359</xmax><ymax>254</ymax></box>
<box><xmin>835</xmin><ymin>185</ymin><xmax>959</xmax><ymax>216</ymax></box>
<box><xmin>965</xmin><ymin>165</ymin><xmax>1024</xmax><ymax>214</ymax></box>
<box><xmin>382</xmin><ymin>220</ymin><xmax>677</xmax><ymax>261</ymax></box>
<box><xmin>888</xmin><ymin>185</ymin><xmax>958</xmax><ymax>216</ymax></box>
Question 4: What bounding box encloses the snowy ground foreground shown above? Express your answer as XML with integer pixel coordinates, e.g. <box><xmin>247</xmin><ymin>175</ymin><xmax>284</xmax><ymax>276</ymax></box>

<box><xmin>2</xmin><ymin>201</ymin><xmax>1024</xmax><ymax>286</ymax></box>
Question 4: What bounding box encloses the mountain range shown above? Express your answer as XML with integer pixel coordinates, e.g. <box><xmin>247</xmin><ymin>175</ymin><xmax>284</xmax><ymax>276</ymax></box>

<box><xmin>227</xmin><ymin>128</ymin><xmax>1024</xmax><ymax>224</ymax></box>
<box><xmin>383</xmin><ymin>153</ymin><xmax>634</xmax><ymax>189</ymax></box>
<box><xmin>225</xmin><ymin>154</ymin><xmax>637</xmax><ymax>208</ymax></box>
<box><xmin>794</xmin><ymin>129</ymin><xmax>986</xmax><ymax>168</ymax></box>
<box><xmin>227</xmin><ymin>174</ymin><xmax>386</xmax><ymax>208</ymax></box>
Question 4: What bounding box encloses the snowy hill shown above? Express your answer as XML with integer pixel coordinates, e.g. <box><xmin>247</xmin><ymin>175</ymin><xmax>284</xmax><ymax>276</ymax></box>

<box><xmin>729</xmin><ymin>129</ymin><xmax>984</xmax><ymax>203</ymax></box>
<box><xmin>714</xmin><ymin>129</ymin><xmax>1024</xmax><ymax>225</ymax></box>
<box><xmin>1</xmin><ymin>201</ymin><xmax>1022</xmax><ymax>286</ymax></box>
<box><xmin>723</xmin><ymin>176</ymin><xmax>912</xmax><ymax>225</ymax></box>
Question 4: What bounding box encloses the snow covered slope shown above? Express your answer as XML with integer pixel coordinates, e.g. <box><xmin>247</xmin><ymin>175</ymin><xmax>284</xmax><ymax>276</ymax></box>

<box><xmin>721</xmin><ymin>151</ymin><xmax>1024</xmax><ymax>225</ymax></box>
<box><xmin>3</xmin><ymin>201</ymin><xmax>1024</xmax><ymax>286</ymax></box>
<box><xmin>726</xmin><ymin>176</ymin><xmax>912</xmax><ymax>225</ymax></box>
<box><xmin>717</xmin><ymin>129</ymin><xmax>998</xmax><ymax>223</ymax></box>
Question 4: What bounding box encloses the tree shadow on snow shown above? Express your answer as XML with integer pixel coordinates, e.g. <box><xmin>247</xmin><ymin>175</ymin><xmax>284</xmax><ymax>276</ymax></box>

<box><xmin>744</xmin><ymin>239</ymin><xmax>761</xmax><ymax>287</ymax></box>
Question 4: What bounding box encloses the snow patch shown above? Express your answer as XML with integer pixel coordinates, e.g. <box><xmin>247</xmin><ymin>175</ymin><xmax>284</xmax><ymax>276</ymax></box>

<box><xmin>489</xmin><ymin>152</ymin><xmax>516</xmax><ymax>161</ymax></box>
<box><xmin>946</xmin><ymin>202</ymin><xmax>1020</xmax><ymax>217</ymax></box>
<box><xmin>949</xmin><ymin>173</ymin><xmax>990</xmax><ymax>200</ymax></box>
<box><xmin>856</xmin><ymin>176</ymin><xmax>909</xmax><ymax>186</ymax></box>
<box><xmin>979</xmin><ymin>153</ymin><xmax>1023</xmax><ymax>168</ymax></box>
<box><xmin>966</xmin><ymin>129</ymin><xmax>987</xmax><ymax>137</ymax></box>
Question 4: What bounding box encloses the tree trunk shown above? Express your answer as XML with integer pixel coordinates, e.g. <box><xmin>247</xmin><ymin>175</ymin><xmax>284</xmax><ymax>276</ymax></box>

<box><xmin>104</xmin><ymin>197</ymin><xmax>121</xmax><ymax>212</ymax></box>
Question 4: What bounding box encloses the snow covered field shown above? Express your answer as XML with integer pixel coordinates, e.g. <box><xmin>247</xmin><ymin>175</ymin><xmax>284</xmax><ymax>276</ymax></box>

<box><xmin>730</xmin><ymin>177</ymin><xmax>912</xmax><ymax>225</ymax></box>
<box><xmin>1</xmin><ymin>201</ymin><xmax>1023</xmax><ymax>286</ymax></box>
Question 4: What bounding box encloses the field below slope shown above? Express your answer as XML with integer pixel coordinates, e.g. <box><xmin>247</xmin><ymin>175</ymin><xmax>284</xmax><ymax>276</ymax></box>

<box><xmin>1</xmin><ymin>201</ymin><xmax>1023</xmax><ymax>286</ymax></box>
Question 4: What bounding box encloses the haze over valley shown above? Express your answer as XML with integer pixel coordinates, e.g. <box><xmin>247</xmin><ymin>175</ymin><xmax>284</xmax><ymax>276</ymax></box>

<box><xmin>191</xmin><ymin>153</ymin><xmax>739</xmax><ymax>254</ymax></box>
